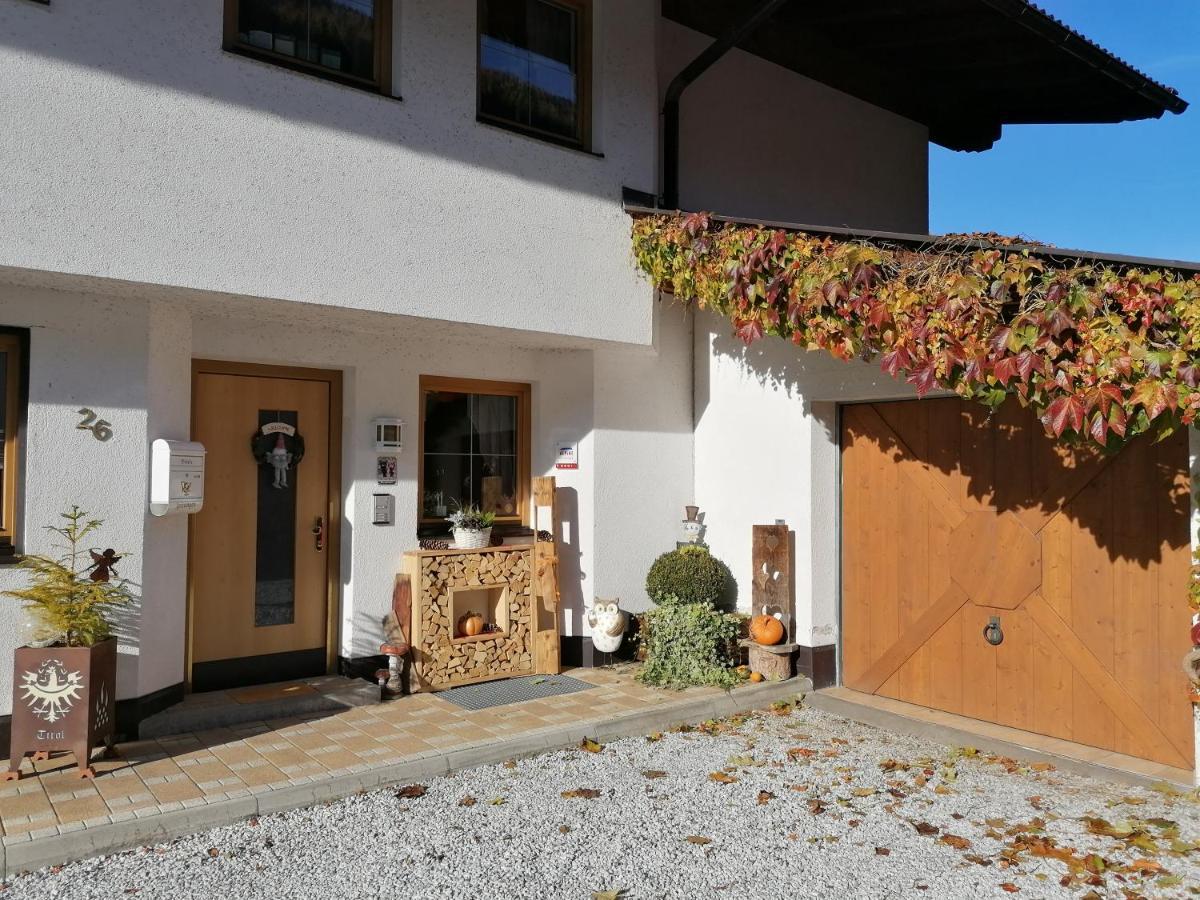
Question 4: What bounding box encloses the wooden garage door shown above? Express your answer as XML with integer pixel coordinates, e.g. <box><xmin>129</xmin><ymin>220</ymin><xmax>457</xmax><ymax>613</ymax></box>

<box><xmin>840</xmin><ymin>398</ymin><xmax>1194</xmax><ymax>769</ymax></box>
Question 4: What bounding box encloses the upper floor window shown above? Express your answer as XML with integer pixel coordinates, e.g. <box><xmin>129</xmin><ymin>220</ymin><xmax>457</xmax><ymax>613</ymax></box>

<box><xmin>478</xmin><ymin>0</ymin><xmax>591</xmax><ymax>148</ymax></box>
<box><xmin>224</xmin><ymin>0</ymin><xmax>392</xmax><ymax>93</ymax></box>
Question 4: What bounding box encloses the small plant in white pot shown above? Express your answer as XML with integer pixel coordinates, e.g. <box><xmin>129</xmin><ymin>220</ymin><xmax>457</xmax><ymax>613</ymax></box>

<box><xmin>448</xmin><ymin>503</ymin><xmax>495</xmax><ymax>549</ymax></box>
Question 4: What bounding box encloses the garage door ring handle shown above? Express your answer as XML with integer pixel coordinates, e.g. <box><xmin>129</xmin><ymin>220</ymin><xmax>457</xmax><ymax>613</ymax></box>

<box><xmin>983</xmin><ymin>616</ymin><xmax>1004</xmax><ymax>646</ymax></box>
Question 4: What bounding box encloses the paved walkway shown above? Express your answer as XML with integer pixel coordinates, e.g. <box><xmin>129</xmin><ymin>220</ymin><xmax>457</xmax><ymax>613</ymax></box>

<box><xmin>0</xmin><ymin>667</ymin><xmax>803</xmax><ymax>875</ymax></box>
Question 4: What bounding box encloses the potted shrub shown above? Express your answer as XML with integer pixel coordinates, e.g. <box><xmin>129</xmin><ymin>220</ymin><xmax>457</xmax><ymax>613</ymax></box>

<box><xmin>448</xmin><ymin>503</ymin><xmax>495</xmax><ymax>549</ymax></box>
<box><xmin>2</xmin><ymin>507</ymin><xmax>133</xmax><ymax>780</ymax></box>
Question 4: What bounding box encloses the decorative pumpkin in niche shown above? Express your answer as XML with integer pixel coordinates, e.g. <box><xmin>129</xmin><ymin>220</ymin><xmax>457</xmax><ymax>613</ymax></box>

<box><xmin>749</xmin><ymin>608</ymin><xmax>785</xmax><ymax>646</ymax></box>
<box><xmin>458</xmin><ymin>613</ymin><xmax>484</xmax><ymax>638</ymax></box>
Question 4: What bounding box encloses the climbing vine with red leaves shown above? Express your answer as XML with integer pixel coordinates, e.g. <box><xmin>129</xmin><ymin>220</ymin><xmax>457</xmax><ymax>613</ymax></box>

<box><xmin>632</xmin><ymin>212</ymin><xmax>1200</xmax><ymax>623</ymax></box>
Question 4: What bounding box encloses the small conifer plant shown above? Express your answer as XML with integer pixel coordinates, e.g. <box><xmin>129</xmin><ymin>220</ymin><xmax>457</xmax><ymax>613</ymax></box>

<box><xmin>3</xmin><ymin>507</ymin><xmax>134</xmax><ymax>647</ymax></box>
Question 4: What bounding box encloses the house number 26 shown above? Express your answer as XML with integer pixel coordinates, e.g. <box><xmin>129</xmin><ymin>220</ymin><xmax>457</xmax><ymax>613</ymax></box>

<box><xmin>77</xmin><ymin>408</ymin><xmax>113</xmax><ymax>442</ymax></box>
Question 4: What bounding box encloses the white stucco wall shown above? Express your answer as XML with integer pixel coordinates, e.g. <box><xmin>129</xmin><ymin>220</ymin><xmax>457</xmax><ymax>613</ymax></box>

<box><xmin>693</xmin><ymin>309</ymin><xmax>920</xmax><ymax>647</ymax></box>
<box><xmin>658</xmin><ymin>19</ymin><xmax>930</xmax><ymax>233</ymax></box>
<box><xmin>0</xmin><ymin>0</ymin><xmax>659</xmax><ymax>345</ymax></box>
<box><xmin>0</xmin><ymin>285</ymin><xmax>156</xmax><ymax>709</ymax></box>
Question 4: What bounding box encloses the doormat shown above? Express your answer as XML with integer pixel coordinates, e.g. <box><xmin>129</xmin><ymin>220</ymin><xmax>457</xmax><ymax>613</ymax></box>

<box><xmin>229</xmin><ymin>683</ymin><xmax>318</xmax><ymax>705</ymax></box>
<box><xmin>436</xmin><ymin>674</ymin><xmax>594</xmax><ymax>711</ymax></box>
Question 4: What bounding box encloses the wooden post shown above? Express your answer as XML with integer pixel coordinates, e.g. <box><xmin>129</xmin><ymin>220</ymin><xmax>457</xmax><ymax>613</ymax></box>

<box><xmin>533</xmin><ymin>476</ymin><xmax>561</xmax><ymax>675</ymax></box>
<box><xmin>752</xmin><ymin>523</ymin><xmax>792</xmax><ymax>639</ymax></box>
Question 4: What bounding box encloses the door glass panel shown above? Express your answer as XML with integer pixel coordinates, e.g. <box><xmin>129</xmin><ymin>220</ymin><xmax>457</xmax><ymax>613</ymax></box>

<box><xmin>255</xmin><ymin>410</ymin><xmax>298</xmax><ymax>627</ymax></box>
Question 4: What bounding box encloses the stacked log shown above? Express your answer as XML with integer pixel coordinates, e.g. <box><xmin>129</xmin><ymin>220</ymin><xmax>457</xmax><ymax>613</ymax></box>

<box><xmin>414</xmin><ymin>549</ymin><xmax>534</xmax><ymax>688</ymax></box>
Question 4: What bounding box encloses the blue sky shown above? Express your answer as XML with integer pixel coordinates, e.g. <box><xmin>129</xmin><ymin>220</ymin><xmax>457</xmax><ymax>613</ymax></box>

<box><xmin>929</xmin><ymin>0</ymin><xmax>1199</xmax><ymax>263</ymax></box>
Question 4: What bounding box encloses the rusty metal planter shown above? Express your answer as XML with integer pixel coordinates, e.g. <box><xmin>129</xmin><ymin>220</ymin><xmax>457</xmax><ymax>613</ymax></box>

<box><xmin>4</xmin><ymin>638</ymin><xmax>116</xmax><ymax>780</ymax></box>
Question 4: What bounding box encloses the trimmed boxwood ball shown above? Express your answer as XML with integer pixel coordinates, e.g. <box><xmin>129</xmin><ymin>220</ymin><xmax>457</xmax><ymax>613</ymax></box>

<box><xmin>646</xmin><ymin>545</ymin><xmax>731</xmax><ymax>607</ymax></box>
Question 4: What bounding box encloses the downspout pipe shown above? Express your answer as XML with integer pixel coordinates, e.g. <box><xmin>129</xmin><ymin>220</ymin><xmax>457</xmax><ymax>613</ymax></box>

<box><xmin>662</xmin><ymin>0</ymin><xmax>793</xmax><ymax>210</ymax></box>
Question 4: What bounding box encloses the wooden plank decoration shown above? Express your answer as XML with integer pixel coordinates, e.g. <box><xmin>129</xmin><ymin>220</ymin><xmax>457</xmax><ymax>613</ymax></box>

<box><xmin>752</xmin><ymin>523</ymin><xmax>791</xmax><ymax>626</ymax></box>
<box><xmin>533</xmin><ymin>476</ymin><xmax>561</xmax><ymax>675</ymax></box>
<box><xmin>839</xmin><ymin>398</ymin><xmax>1194</xmax><ymax>770</ymax></box>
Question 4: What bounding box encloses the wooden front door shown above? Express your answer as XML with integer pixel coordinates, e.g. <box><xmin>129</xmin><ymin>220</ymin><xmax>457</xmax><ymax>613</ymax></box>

<box><xmin>189</xmin><ymin>362</ymin><xmax>341</xmax><ymax>692</ymax></box>
<box><xmin>840</xmin><ymin>398</ymin><xmax>1194</xmax><ymax>769</ymax></box>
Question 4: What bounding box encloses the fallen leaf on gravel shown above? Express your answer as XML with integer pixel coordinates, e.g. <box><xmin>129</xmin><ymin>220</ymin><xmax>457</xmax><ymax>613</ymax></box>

<box><xmin>396</xmin><ymin>785</ymin><xmax>427</xmax><ymax>799</ymax></box>
<box><xmin>851</xmin><ymin>787</ymin><xmax>876</xmax><ymax>797</ymax></box>
<box><xmin>559</xmin><ymin>825</ymin><xmax>571</xmax><ymax>834</ymax></box>
<box><xmin>912</xmin><ymin>821</ymin><xmax>939</xmax><ymax>837</ymax></box>
<box><xmin>999</xmin><ymin>883</ymin><xmax>1019</xmax><ymax>893</ymax></box>
<box><xmin>1029</xmin><ymin>762</ymin><xmax>1055</xmax><ymax>772</ymax></box>
<box><xmin>1122</xmin><ymin>859</ymin><xmax>1166</xmax><ymax>875</ymax></box>
<box><xmin>580</xmin><ymin>738</ymin><xmax>604</xmax><ymax>753</ymax></box>
<box><xmin>646</xmin><ymin>732</ymin><xmax>663</xmax><ymax>742</ymax></box>
<box><xmin>1157</xmin><ymin>874</ymin><xmax>1184</xmax><ymax>888</ymax></box>
<box><xmin>807</xmin><ymin>798</ymin><xmax>826</xmax><ymax>815</ymax></box>
<box><xmin>685</xmin><ymin>836</ymin><xmax>712</xmax><ymax>845</ymax></box>
<box><xmin>940</xmin><ymin>834</ymin><xmax>972</xmax><ymax>851</ymax></box>
<box><xmin>206</xmin><ymin>848</ymin><xmax>219</xmax><ymax>858</ymax></box>
<box><xmin>934</xmin><ymin>785</ymin><xmax>953</xmax><ymax>796</ymax></box>
<box><xmin>879</xmin><ymin>759</ymin><xmax>908</xmax><ymax>772</ymax></box>
<box><xmin>592</xmin><ymin>890</ymin><xmax>624</xmax><ymax>900</ymax></box>
<box><xmin>459</xmin><ymin>796</ymin><xmax>477</xmax><ymax>807</ymax></box>
<box><xmin>787</xmin><ymin>783</ymin><xmax>809</xmax><ymax>792</ymax></box>
<box><xmin>727</xmin><ymin>754</ymin><xmax>756</xmax><ymax>767</ymax></box>
<box><xmin>641</xmin><ymin>770</ymin><xmax>667</xmax><ymax>779</ymax></box>
<box><xmin>503</xmin><ymin>760</ymin><xmax>517</xmax><ymax>769</ymax></box>
<box><xmin>247</xmin><ymin>817</ymin><xmax>259</xmax><ymax>827</ymax></box>
<box><xmin>709</xmin><ymin>771</ymin><xmax>738</xmax><ymax>784</ymax></box>
<box><xmin>787</xmin><ymin>747</ymin><xmax>816</xmax><ymax>760</ymax></box>
<box><xmin>489</xmin><ymin>797</ymin><xmax>506</xmax><ymax>806</ymax></box>
<box><xmin>875</xmin><ymin>847</ymin><xmax>891</xmax><ymax>856</ymax></box>
<box><xmin>1027</xmin><ymin>796</ymin><xmax>1046</xmax><ymax>810</ymax></box>
<box><xmin>561</xmin><ymin>788</ymin><xmax>602</xmax><ymax>800</ymax></box>
<box><xmin>757</xmin><ymin>791</ymin><xmax>775</xmax><ymax>805</ymax></box>
<box><xmin>964</xmin><ymin>854</ymin><xmax>992</xmax><ymax>867</ymax></box>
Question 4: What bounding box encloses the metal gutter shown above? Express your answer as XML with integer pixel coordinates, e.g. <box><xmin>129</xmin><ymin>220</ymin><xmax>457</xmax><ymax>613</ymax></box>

<box><xmin>624</xmin><ymin>204</ymin><xmax>1200</xmax><ymax>275</ymax></box>
<box><xmin>661</xmin><ymin>0</ymin><xmax>792</xmax><ymax>210</ymax></box>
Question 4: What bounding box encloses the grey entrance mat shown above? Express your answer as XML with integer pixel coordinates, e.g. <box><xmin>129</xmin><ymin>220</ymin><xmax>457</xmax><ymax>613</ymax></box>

<box><xmin>436</xmin><ymin>674</ymin><xmax>594</xmax><ymax>711</ymax></box>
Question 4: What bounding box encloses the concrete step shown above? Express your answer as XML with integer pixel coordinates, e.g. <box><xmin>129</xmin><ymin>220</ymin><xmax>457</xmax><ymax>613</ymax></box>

<box><xmin>139</xmin><ymin>676</ymin><xmax>379</xmax><ymax>739</ymax></box>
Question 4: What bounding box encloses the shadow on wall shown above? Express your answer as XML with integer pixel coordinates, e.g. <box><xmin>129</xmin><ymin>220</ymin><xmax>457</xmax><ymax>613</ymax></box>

<box><xmin>698</xmin><ymin>312</ymin><xmax>1190</xmax><ymax>565</ymax></box>
<box><xmin>554</xmin><ymin>486</ymin><xmax>585</xmax><ymax>636</ymax></box>
<box><xmin>0</xmin><ymin>3</ymin><xmax>631</xmax><ymax>202</ymax></box>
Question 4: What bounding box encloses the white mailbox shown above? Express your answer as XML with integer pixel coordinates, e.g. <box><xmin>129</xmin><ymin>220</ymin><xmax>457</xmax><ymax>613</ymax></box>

<box><xmin>149</xmin><ymin>439</ymin><xmax>206</xmax><ymax>516</ymax></box>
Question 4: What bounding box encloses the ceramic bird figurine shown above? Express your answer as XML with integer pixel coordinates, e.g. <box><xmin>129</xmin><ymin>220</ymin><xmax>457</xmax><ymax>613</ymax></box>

<box><xmin>586</xmin><ymin>596</ymin><xmax>628</xmax><ymax>654</ymax></box>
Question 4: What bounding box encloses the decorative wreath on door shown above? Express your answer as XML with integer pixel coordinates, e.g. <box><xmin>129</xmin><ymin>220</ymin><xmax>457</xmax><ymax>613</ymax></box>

<box><xmin>251</xmin><ymin>421</ymin><xmax>305</xmax><ymax>489</ymax></box>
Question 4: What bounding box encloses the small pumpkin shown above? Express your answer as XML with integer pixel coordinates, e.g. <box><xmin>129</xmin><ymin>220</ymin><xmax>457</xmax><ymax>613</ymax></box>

<box><xmin>749</xmin><ymin>672</ymin><xmax>764</xmax><ymax>683</ymax></box>
<box><xmin>749</xmin><ymin>612</ymin><xmax>784</xmax><ymax>646</ymax></box>
<box><xmin>458</xmin><ymin>613</ymin><xmax>485</xmax><ymax>637</ymax></box>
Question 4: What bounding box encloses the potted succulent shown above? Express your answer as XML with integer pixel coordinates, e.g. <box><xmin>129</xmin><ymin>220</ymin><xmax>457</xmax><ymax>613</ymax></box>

<box><xmin>448</xmin><ymin>502</ymin><xmax>495</xmax><ymax>549</ymax></box>
<box><xmin>2</xmin><ymin>507</ymin><xmax>133</xmax><ymax>779</ymax></box>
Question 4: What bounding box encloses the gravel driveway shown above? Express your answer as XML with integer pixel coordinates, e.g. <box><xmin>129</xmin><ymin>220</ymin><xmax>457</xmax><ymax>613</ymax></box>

<box><xmin>5</xmin><ymin>698</ymin><xmax>1197</xmax><ymax>899</ymax></box>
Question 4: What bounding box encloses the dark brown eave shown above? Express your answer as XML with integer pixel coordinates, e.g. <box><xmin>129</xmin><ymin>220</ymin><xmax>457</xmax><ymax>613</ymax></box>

<box><xmin>625</xmin><ymin>205</ymin><xmax>1200</xmax><ymax>276</ymax></box>
<box><xmin>661</xmin><ymin>0</ymin><xmax>1188</xmax><ymax>152</ymax></box>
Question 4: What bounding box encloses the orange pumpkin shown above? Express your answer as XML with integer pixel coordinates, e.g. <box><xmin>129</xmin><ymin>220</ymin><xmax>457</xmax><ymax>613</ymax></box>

<box><xmin>458</xmin><ymin>613</ymin><xmax>485</xmax><ymax>637</ymax></box>
<box><xmin>749</xmin><ymin>672</ymin><xmax>764</xmax><ymax>683</ymax></box>
<box><xmin>749</xmin><ymin>614</ymin><xmax>784</xmax><ymax>646</ymax></box>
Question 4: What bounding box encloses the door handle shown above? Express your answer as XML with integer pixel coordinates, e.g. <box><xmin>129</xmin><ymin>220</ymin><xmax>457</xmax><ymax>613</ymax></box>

<box><xmin>983</xmin><ymin>616</ymin><xmax>1003</xmax><ymax>646</ymax></box>
<box><xmin>312</xmin><ymin>516</ymin><xmax>325</xmax><ymax>552</ymax></box>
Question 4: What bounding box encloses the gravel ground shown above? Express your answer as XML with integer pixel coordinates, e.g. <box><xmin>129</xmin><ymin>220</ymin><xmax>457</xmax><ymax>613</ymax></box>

<box><xmin>4</xmin><ymin>699</ymin><xmax>1199</xmax><ymax>900</ymax></box>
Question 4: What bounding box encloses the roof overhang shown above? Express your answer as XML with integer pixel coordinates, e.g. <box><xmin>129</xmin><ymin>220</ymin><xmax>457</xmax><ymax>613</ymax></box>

<box><xmin>661</xmin><ymin>0</ymin><xmax>1188</xmax><ymax>151</ymax></box>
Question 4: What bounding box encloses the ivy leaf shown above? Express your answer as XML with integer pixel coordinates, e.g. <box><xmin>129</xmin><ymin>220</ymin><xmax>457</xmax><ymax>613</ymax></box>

<box><xmin>881</xmin><ymin>347</ymin><xmax>912</xmax><ymax>378</ymax></box>
<box><xmin>1088</xmin><ymin>411</ymin><xmax>1108</xmax><ymax>446</ymax></box>
<box><xmin>1132</xmin><ymin>381</ymin><xmax>1171</xmax><ymax>421</ymax></box>
<box><xmin>992</xmin><ymin>357</ymin><xmax>1020</xmax><ymax>386</ymax></box>
<box><xmin>1042</xmin><ymin>394</ymin><xmax>1086</xmax><ymax>437</ymax></box>
<box><xmin>906</xmin><ymin>360</ymin><xmax>941</xmax><ymax>398</ymax></box>
<box><xmin>734</xmin><ymin>317</ymin><xmax>764</xmax><ymax>346</ymax></box>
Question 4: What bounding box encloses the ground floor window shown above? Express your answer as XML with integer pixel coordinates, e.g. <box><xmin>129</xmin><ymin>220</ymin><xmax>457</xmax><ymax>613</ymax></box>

<box><xmin>419</xmin><ymin>375</ymin><xmax>530</xmax><ymax>528</ymax></box>
<box><xmin>0</xmin><ymin>332</ymin><xmax>26</xmax><ymax>555</ymax></box>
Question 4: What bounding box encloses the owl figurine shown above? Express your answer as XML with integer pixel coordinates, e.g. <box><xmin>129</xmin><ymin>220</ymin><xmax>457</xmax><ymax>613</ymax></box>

<box><xmin>586</xmin><ymin>596</ymin><xmax>628</xmax><ymax>654</ymax></box>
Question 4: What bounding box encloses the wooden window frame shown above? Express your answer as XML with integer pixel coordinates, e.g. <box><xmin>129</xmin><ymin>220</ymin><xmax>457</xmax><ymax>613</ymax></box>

<box><xmin>222</xmin><ymin>0</ymin><xmax>393</xmax><ymax>95</ymax></box>
<box><xmin>0</xmin><ymin>332</ymin><xmax>27</xmax><ymax>557</ymax></box>
<box><xmin>476</xmin><ymin>0</ymin><xmax>593</xmax><ymax>151</ymax></box>
<box><xmin>418</xmin><ymin>375</ymin><xmax>532</xmax><ymax>529</ymax></box>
